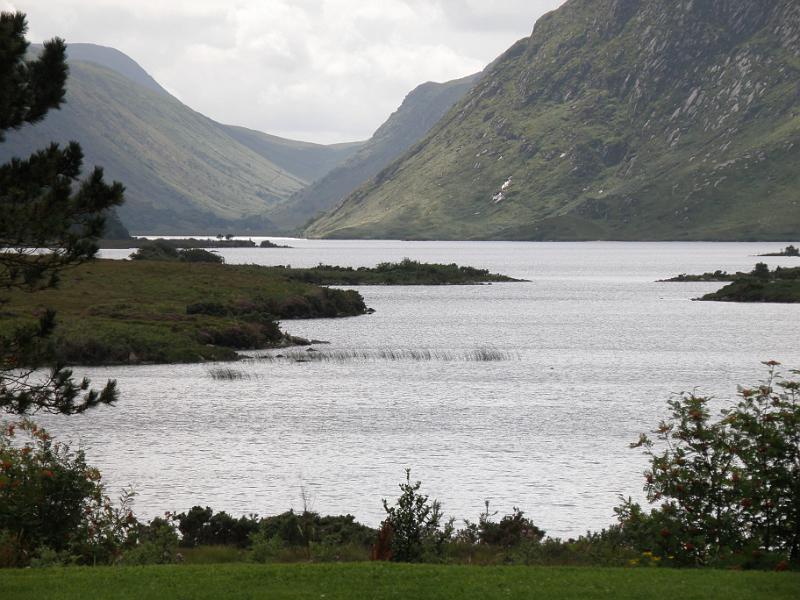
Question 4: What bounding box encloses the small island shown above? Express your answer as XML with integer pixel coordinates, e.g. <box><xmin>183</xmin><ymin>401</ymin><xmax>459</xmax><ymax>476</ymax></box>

<box><xmin>271</xmin><ymin>259</ymin><xmax>524</xmax><ymax>285</ymax></box>
<box><xmin>662</xmin><ymin>263</ymin><xmax>800</xmax><ymax>303</ymax></box>
<box><xmin>758</xmin><ymin>244</ymin><xmax>800</xmax><ymax>257</ymax></box>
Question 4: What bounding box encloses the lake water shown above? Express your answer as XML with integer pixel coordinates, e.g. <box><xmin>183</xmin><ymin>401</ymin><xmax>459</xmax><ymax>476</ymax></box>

<box><xmin>34</xmin><ymin>241</ymin><xmax>800</xmax><ymax>538</ymax></box>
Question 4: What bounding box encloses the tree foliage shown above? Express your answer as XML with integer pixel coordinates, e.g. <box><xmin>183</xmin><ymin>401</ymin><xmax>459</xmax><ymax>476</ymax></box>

<box><xmin>0</xmin><ymin>420</ymin><xmax>138</xmax><ymax>566</ymax></box>
<box><xmin>619</xmin><ymin>363</ymin><xmax>800</xmax><ymax>565</ymax></box>
<box><xmin>0</xmin><ymin>11</ymin><xmax>124</xmax><ymax>414</ymax></box>
<box><xmin>382</xmin><ymin>469</ymin><xmax>452</xmax><ymax>562</ymax></box>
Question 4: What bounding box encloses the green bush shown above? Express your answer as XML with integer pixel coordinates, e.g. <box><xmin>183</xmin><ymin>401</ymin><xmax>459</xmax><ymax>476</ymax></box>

<box><xmin>0</xmin><ymin>420</ymin><xmax>138</xmax><ymax>566</ymax></box>
<box><xmin>178</xmin><ymin>248</ymin><xmax>223</xmax><ymax>263</ymax></box>
<box><xmin>129</xmin><ymin>241</ymin><xmax>180</xmax><ymax>261</ymax></box>
<box><xmin>121</xmin><ymin>517</ymin><xmax>179</xmax><ymax>565</ymax></box>
<box><xmin>476</xmin><ymin>505</ymin><xmax>545</xmax><ymax>548</ymax></box>
<box><xmin>621</xmin><ymin>363</ymin><xmax>800</xmax><ymax>566</ymax></box>
<box><xmin>176</xmin><ymin>507</ymin><xmax>259</xmax><ymax>548</ymax></box>
<box><xmin>382</xmin><ymin>469</ymin><xmax>453</xmax><ymax>562</ymax></box>
<box><xmin>248</xmin><ymin>531</ymin><xmax>284</xmax><ymax>563</ymax></box>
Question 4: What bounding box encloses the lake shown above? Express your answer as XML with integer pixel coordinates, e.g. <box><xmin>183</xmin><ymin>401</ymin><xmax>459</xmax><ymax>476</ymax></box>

<box><xmin>35</xmin><ymin>240</ymin><xmax>800</xmax><ymax>538</ymax></box>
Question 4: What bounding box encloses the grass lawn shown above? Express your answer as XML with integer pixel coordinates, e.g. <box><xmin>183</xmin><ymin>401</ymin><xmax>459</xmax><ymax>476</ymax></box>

<box><xmin>1</xmin><ymin>563</ymin><xmax>797</xmax><ymax>600</ymax></box>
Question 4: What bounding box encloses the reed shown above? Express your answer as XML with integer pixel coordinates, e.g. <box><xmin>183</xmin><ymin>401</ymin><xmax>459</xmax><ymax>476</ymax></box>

<box><xmin>249</xmin><ymin>347</ymin><xmax>518</xmax><ymax>364</ymax></box>
<box><xmin>207</xmin><ymin>368</ymin><xmax>254</xmax><ymax>380</ymax></box>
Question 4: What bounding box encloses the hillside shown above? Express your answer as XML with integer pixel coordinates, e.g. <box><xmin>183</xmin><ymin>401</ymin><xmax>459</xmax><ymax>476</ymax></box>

<box><xmin>307</xmin><ymin>0</ymin><xmax>800</xmax><ymax>241</ymax></box>
<box><xmin>65</xmin><ymin>43</ymin><xmax>169</xmax><ymax>96</ymax></box>
<box><xmin>221</xmin><ymin>125</ymin><xmax>361</xmax><ymax>188</ymax></box>
<box><xmin>280</xmin><ymin>74</ymin><xmax>479</xmax><ymax>230</ymax></box>
<box><xmin>0</xmin><ymin>45</ymin><xmax>361</xmax><ymax>235</ymax></box>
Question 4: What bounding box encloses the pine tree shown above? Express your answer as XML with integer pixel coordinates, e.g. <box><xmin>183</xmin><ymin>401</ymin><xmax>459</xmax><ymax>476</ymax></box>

<box><xmin>0</xmin><ymin>11</ymin><xmax>124</xmax><ymax>414</ymax></box>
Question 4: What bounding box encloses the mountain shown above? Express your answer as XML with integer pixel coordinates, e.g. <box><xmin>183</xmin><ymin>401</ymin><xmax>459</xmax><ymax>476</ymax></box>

<box><xmin>0</xmin><ymin>44</ymin><xmax>362</xmax><ymax>234</ymax></box>
<box><xmin>65</xmin><ymin>43</ymin><xmax>170</xmax><ymax>96</ymax></box>
<box><xmin>221</xmin><ymin>125</ymin><xmax>362</xmax><ymax>186</ymax></box>
<box><xmin>276</xmin><ymin>73</ymin><xmax>479</xmax><ymax>230</ymax></box>
<box><xmin>306</xmin><ymin>0</ymin><xmax>800</xmax><ymax>241</ymax></box>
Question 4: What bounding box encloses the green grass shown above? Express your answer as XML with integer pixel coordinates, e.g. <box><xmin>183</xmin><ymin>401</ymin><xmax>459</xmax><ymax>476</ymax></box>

<box><xmin>1</xmin><ymin>563</ymin><xmax>797</xmax><ymax>600</ymax></box>
<box><xmin>0</xmin><ymin>259</ymin><xmax>367</xmax><ymax>365</ymax></box>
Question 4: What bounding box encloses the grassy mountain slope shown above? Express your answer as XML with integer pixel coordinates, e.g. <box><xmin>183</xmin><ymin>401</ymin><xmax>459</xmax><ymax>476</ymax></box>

<box><xmin>0</xmin><ymin>60</ymin><xmax>302</xmax><ymax>234</ymax></box>
<box><xmin>65</xmin><ymin>43</ymin><xmax>170</xmax><ymax>96</ymax></box>
<box><xmin>67</xmin><ymin>44</ymin><xmax>364</xmax><ymax>186</ymax></box>
<box><xmin>0</xmin><ymin>45</ymin><xmax>361</xmax><ymax>234</ymax></box>
<box><xmin>221</xmin><ymin>125</ymin><xmax>362</xmax><ymax>188</ymax></box>
<box><xmin>283</xmin><ymin>74</ymin><xmax>479</xmax><ymax>230</ymax></box>
<box><xmin>307</xmin><ymin>0</ymin><xmax>800</xmax><ymax>241</ymax></box>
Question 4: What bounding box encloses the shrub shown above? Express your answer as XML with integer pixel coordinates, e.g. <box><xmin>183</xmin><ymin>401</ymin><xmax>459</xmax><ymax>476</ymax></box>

<box><xmin>198</xmin><ymin>323</ymin><xmax>266</xmax><ymax>349</ymax></box>
<box><xmin>622</xmin><ymin>363</ymin><xmax>800</xmax><ymax>565</ymax></box>
<box><xmin>751</xmin><ymin>262</ymin><xmax>770</xmax><ymax>279</ymax></box>
<box><xmin>0</xmin><ymin>420</ymin><xmax>138</xmax><ymax>566</ymax></box>
<box><xmin>248</xmin><ymin>530</ymin><xmax>284</xmax><ymax>563</ymax></box>
<box><xmin>176</xmin><ymin>506</ymin><xmax>259</xmax><ymax>548</ymax></box>
<box><xmin>129</xmin><ymin>241</ymin><xmax>180</xmax><ymax>261</ymax></box>
<box><xmin>122</xmin><ymin>516</ymin><xmax>179</xmax><ymax>565</ymax></box>
<box><xmin>381</xmin><ymin>469</ymin><xmax>452</xmax><ymax>562</ymax></box>
<box><xmin>246</xmin><ymin>510</ymin><xmax>376</xmax><ymax>563</ymax></box>
<box><xmin>477</xmin><ymin>505</ymin><xmax>545</xmax><ymax>548</ymax></box>
<box><xmin>179</xmin><ymin>248</ymin><xmax>223</xmax><ymax>264</ymax></box>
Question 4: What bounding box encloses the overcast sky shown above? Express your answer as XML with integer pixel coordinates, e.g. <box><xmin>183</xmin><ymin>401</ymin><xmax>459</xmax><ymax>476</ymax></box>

<box><xmin>6</xmin><ymin>0</ymin><xmax>566</xmax><ymax>144</ymax></box>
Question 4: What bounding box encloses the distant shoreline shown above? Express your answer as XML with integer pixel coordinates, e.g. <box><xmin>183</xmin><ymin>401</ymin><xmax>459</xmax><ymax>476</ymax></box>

<box><xmin>98</xmin><ymin>237</ymin><xmax>290</xmax><ymax>249</ymax></box>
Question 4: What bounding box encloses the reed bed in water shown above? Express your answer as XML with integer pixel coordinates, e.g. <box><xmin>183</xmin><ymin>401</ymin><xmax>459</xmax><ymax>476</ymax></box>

<box><xmin>207</xmin><ymin>367</ymin><xmax>257</xmax><ymax>380</ymax></box>
<box><xmin>248</xmin><ymin>347</ymin><xmax>519</xmax><ymax>363</ymax></box>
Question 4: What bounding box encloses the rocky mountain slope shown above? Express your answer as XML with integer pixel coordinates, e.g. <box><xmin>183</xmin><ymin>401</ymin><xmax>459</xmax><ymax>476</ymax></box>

<box><xmin>307</xmin><ymin>0</ymin><xmax>800</xmax><ymax>240</ymax></box>
<box><xmin>0</xmin><ymin>45</ymin><xmax>361</xmax><ymax>234</ymax></box>
<box><xmin>275</xmin><ymin>74</ymin><xmax>479</xmax><ymax>230</ymax></box>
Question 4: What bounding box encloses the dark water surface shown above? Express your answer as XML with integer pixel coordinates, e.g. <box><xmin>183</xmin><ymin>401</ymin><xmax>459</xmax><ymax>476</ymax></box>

<box><xmin>37</xmin><ymin>241</ymin><xmax>800</xmax><ymax>537</ymax></box>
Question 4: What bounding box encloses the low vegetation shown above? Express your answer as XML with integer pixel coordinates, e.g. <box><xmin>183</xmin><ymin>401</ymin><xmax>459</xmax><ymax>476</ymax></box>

<box><xmin>272</xmin><ymin>259</ymin><xmax>523</xmax><ymax>285</ymax></box>
<box><xmin>660</xmin><ymin>270</ymin><xmax>736</xmax><ymax>282</ymax></box>
<box><xmin>0</xmin><ymin>259</ymin><xmax>368</xmax><ymax>365</ymax></box>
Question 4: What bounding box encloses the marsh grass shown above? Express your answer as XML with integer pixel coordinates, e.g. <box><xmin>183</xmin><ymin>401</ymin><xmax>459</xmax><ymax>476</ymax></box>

<box><xmin>207</xmin><ymin>368</ymin><xmax>257</xmax><ymax>381</ymax></box>
<box><xmin>249</xmin><ymin>347</ymin><xmax>519</xmax><ymax>364</ymax></box>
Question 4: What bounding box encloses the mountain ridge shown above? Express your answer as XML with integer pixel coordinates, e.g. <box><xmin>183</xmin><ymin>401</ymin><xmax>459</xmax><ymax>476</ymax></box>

<box><xmin>281</xmin><ymin>73</ymin><xmax>480</xmax><ymax>231</ymax></box>
<box><xmin>1</xmin><ymin>44</ymin><xmax>363</xmax><ymax>234</ymax></box>
<box><xmin>307</xmin><ymin>0</ymin><xmax>800</xmax><ymax>241</ymax></box>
